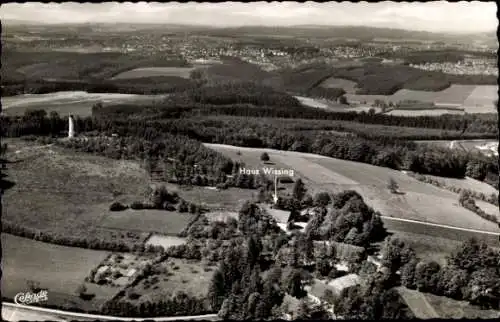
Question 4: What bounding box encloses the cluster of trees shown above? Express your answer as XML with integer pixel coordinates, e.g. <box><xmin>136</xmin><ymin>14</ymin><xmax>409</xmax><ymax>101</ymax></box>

<box><xmin>100</xmin><ymin>291</ymin><xmax>209</xmax><ymax>317</ymax></box>
<box><xmin>333</xmin><ymin>272</ymin><xmax>414</xmax><ymax>319</ymax></box>
<box><xmin>383</xmin><ymin>237</ymin><xmax>500</xmax><ymax>309</ymax></box>
<box><xmin>409</xmin><ymin>173</ymin><xmax>499</xmax><ymax>201</ymax></box>
<box><xmin>186</xmin><ymin>81</ymin><xmax>301</xmax><ymax>107</ymax></box>
<box><xmin>459</xmin><ymin>191</ymin><xmax>498</xmax><ymax>223</ymax></box>
<box><xmin>208</xmin><ymin>238</ymin><xmax>287</xmax><ymax>320</ymax></box>
<box><xmin>304</xmin><ymin>191</ymin><xmax>388</xmax><ymax>247</ymax></box>
<box><xmin>57</xmin><ymin>134</ymin><xmax>235</xmax><ymax>180</ymax></box>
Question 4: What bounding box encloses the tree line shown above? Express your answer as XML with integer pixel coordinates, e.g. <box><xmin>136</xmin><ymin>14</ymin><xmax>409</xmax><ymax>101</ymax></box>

<box><xmin>382</xmin><ymin>237</ymin><xmax>500</xmax><ymax>309</ymax></box>
<box><xmin>2</xmin><ymin>111</ymin><xmax>497</xmax><ymax>187</ymax></box>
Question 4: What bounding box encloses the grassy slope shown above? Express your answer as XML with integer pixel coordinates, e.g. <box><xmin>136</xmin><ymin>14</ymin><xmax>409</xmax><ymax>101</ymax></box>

<box><xmin>206</xmin><ymin>143</ymin><xmax>500</xmax><ymax>235</ymax></box>
<box><xmin>1</xmin><ymin>234</ymin><xmax>115</xmax><ymax>311</ymax></box>
<box><xmin>2</xmin><ymin>139</ymin><xmax>151</xmax><ymax>242</ymax></box>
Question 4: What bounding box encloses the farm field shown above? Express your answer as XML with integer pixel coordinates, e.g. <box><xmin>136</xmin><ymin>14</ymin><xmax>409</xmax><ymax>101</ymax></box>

<box><xmin>295</xmin><ymin>95</ymin><xmax>375</xmax><ymax>113</ymax></box>
<box><xmin>1</xmin><ymin>234</ymin><xmax>115</xmax><ymax>311</ymax></box>
<box><xmin>414</xmin><ymin>139</ymin><xmax>499</xmax><ymax>151</ymax></box>
<box><xmin>433</xmin><ymin>85</ymin><xmax>477</xmax><ymax>106</ymax></box>
<box><xmin>162</xmin><ymin>184</ymin><xmax>257</xmax><ymax>212</ymax></box>
<box><xmin>203</xmin><ymin>211</ymin><xmax>239</xmax><ymax>223</ymax></box>
<box><xmin>98</xmin><ymin>210</ymin><xmax>194</xmax><ymax>236</ymax></box>
<box><xmin>343</xmin><ymin>84</ymin><xmax>497</xmax><ymax>114</ymax></box>
<box><xmin>145</xmin><ymin>235</ymin><xmax>187</xmax><ymax>248</ymax></box>
<box><xmin>1</xmin><ymin>91</ymin><xmax>165</xmax><ymax>117</ymax></box>
<box><xmin>111</xmin><ymin>67</ymin><xmax>195</xmax><ymax>80</ymax></box>
<box><xmin>126</xmin><ymin>257</ymin><xmax>216</xmax><ymax>303</ymax></box>
<box><xmin>424</xmin><ymin>292</ymin><xmax>500</xmax><ymax>319</ymax></box>
<box><xmin>395</xmin><ymin>287</ymin><xmax>440</xmax><ymax>319</ymax></box>
<box><xmin>462</xmin><ymin>85</ymin><xmax>498</xmax><ymax>112</ymax></box>
<box><xmin>318</xmin><ymin>77</ymin><xmax>357</xmax><ymax>93</ymax></box>
<box><xmin>421</xmin><ymin>174</ymin><xmax>499</xmax><ymax>196</ymax></box>
<box><xmin>206</xmin><ymin>143</ymin><xmax>500</xmax><ymax>239</ymax></box>
<box><xmin>1</xmin><ymin>138</ymin><xmax>152</xmax><ymax>243</ymax></box>
<box><xmin>386</xmin><ymin>109</ymin><xmax>464</xmax><ymax>116</ymax></box>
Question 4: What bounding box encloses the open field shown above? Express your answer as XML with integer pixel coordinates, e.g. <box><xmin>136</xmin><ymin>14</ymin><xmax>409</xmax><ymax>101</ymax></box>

<box><xmin>206</xmin><ymin>143</ymin><xmax>500</xmax><ymax>243</ymax></box>
<box><xmin>1</xmin><ymin>234</ymin><xmax>116</xmax><ymax>311</ymax></box>
<box><xmin>203</xmin><ymin>211</ymin><xmax>239</xmax><ymax>223</ymax></box>
<box><xmin>421</xmin><ymin>174</ymin><xmax>499</xmax><ymax>196</ymax></box>
<box><xmin>2</xmin><ymin>91</ymin><xmax>165</xmax><ymax>117</ymax></box>
<box><xmin>424</xmin><ymin>292</ymin><xmax>500</xmax><ymax>319</ymax></box>
<box><xmin>395</xmin><ymin>287</ymin><xmax>440</xmax><ymax>319</ymax></box>
<box><xmin>462</xmin><ymin>85</ymin><xmax>498</xmax><ymax>112</ymax></box>
<box><xmin>98</xmin><ymin>210</ymin><xmax>194</xmax><ymax>236</ymax></box>
<box><xmin>388</xmin><ymin>231</ymin><xmax>463</xmax><ymax>266</ymax></box>
<box><xmin>162</xmin><ymin>184</ymin><xmax>257</xmax><ymax>212</ymax></box>
<box><xmin>126</xmin><ymin>258</ymin><xmax>216</xmax><ymax>303</ymax></box>
<box><xmin>434</xmin><ymin>85</ymin><xmax>477</xmax><ymax>106</ymax></box>
<box><xmin>111</xmin><ymin>67</ymin><xmax>195</xmax><ymax>80</ymax></box>
<box><xmin>318</xmin><ymin>77</ymin><xmax>357</xmax><ymax>93</ymax></box>
<box><xmin>344</xmin><ymin>84</ymin><xmax>497</xmax><ymax>114</ymax></box>
<box><xmin>295</xmin><ymin>95</ymin><xmax>376</xmax><ymax>113</ymax></box>
<box><xmin>145</xmin><ymin>235</ymin><xmax>187</xmax><ymax>248</ymax></box>
<box><xmin>1</xmin><ymin>138</ymin><xmax>153</xmax><ymax>243</ymax></box>
<box><xmin>387</xmin><ymin>109</ymin><xmax>464</xmax><ymax>116</ymax></box>
<box><xmin>415</xmin><ymin>139</ymin><xmax>499</xmax><ymax>157</ymax></box>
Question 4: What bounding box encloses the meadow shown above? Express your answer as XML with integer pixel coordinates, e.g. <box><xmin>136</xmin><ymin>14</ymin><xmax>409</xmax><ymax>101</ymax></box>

<box><xmin>424</xmin><ymin>292</ymin><xmax>500</xmax><ymax>319</ymax></box>
<box><xmin>126</xmin><ymin>257</ymin><xmax>216</xmax><ymax>303</ymax></box>
<box><xmin>207</xmin><ymin>144</ymin><xmax>500</xmax><ymax>243</ymax></box>
<box><xmin>1</xmin><ymin>91</ymin><xmax>165</xmax><ymax>117</ymax></box>
<box><xmin>345</xmin><ymin>84</ymin><xmax>498</xmax><ymax>112</ymax></box>
<box><xmin>98</xmin><ymin>210</ymin><xmax>194</xmax><ymax>236</ymax></box>
<box><xmin>318</xmin><ymin>77</ymin><xmax>357</xmax><ymax>93</ymax></box>
<box><xmin>145</xmin><ymin>235</ymin><xmax>187</xmax><ymax>249</ymax></box>
<box><xmin>111</xmin><ymin>67</ymin><xmax>195</xmax><ymax>80</ymax></box>
<box><xmin>2</xmin><ymin>139</ymin><xmax>154</xmax><ymax>245</ymax></box>
<box><xmin>1</xmin><ymin>234</ymin><xmax>116</xmax><ymax>311</ymax></box>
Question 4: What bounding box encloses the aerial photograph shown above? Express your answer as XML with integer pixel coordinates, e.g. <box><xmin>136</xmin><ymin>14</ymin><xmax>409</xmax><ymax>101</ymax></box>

<box><xmin>0</xmin><ymin>1</ymin><xmax>499</xmax><ymax>321</ymax></box>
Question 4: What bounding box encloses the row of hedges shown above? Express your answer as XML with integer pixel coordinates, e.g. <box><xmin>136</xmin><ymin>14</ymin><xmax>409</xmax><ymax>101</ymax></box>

<box><xmin>2</xmin><ymin>221</ymin><xmax>155</xmax><ymax>253</ymax></box>
<box><xmin>459</xmin><ymin>191</ymin><xmax>498</xmax><ymax>224</ymax></box>
<box><xmin>408</xmin><ymin>172</ymin><xmax>499</xmax><ymax>206</ymax></box>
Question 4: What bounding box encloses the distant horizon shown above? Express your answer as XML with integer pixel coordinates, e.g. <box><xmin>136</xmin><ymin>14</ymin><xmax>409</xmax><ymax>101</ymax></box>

<box><xmin>1</xmin><ymin>2</ymin><xmax>497</xmax><ymax>34</ymax></box>
<box><xmin>3</xmin><ymin>20</ymin><xmax>496</xmax><ymax>37</ymax></box>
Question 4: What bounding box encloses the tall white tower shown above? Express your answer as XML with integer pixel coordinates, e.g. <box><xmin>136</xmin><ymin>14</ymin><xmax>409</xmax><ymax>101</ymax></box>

<box><xmin>68</xmin><ymin>115</ymin><xmax>75</xmax><ymax>138</ymax></box>
<box><xmin>273</xmin><ymin>174</ymin><xmax>279</xmax><ymax>204</ymax></box>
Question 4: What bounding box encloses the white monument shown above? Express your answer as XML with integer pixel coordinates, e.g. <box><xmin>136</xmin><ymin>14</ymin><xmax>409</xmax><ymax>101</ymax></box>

<box><xmin>68</xmin><ymin>115</ymin><xmax>75</xmax><ymax>138</ymax></box>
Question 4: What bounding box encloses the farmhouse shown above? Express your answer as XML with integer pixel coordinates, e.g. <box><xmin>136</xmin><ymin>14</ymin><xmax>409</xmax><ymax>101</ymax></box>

<box><xmin>309</xmin><ymin>274</ymin><xmax>362</xmax><ymax>299</ymax></box>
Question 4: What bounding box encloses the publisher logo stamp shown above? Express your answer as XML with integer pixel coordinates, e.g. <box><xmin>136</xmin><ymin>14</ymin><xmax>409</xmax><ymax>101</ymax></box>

<box><xmin>14</xmin><ymin>290</ymin><xmax>48</xmax><ymax>305</ymax></box>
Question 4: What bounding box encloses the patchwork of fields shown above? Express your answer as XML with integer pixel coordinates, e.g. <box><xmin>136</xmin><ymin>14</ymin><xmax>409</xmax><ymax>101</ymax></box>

<box><xmin>343</xmin><ymin>84</ymin><xmax>497</xmax><ymax>114</ymax></box>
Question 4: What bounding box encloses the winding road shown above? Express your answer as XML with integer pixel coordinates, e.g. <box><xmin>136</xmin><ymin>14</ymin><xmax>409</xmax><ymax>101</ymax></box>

<box><xmin>2</xmin><ymin>302</ymin><xmax>219</xmax><ymax>322</ymax></box>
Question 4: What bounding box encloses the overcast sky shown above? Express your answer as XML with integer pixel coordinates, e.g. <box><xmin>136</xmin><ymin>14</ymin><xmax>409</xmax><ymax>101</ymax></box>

<box><xmin>1</xmin><ymin>1</ymin><xmax>497</xmax><ymax>34</ymax></box>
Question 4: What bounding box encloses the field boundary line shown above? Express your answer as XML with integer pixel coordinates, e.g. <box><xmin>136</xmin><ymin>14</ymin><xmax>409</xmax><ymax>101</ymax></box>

<box><xmin>381</xmin><ymin>216</ymin><xmax>500</xmax><ymax>235</ymax></box>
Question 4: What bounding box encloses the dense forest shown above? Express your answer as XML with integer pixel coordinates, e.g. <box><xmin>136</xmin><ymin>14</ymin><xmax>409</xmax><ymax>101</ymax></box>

<box><xmin>2</xmin><ymin>108</ymin><xmax>498</xmax><ymax>188</ymax></box>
